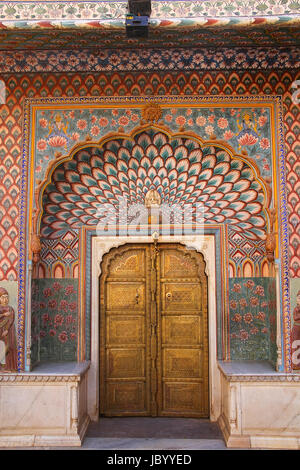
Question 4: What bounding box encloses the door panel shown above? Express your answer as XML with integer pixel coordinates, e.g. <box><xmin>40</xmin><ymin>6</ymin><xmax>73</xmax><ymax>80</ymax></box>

<box><xmin>100</xmin><ymin>243</ymin><xmax>208</xmax><ymax>417</ymax></box>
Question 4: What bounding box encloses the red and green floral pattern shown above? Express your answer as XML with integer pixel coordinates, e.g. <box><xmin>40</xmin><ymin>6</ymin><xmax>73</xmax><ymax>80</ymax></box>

<box><xmin>31</xmin><ymin>279</ymin><xmax>78</xmax><ymax>363</ymax></box>
<box><xmin>229</xmin><ymin>277</ymin><xmax>277</xmax><ymax>361</ymax></box>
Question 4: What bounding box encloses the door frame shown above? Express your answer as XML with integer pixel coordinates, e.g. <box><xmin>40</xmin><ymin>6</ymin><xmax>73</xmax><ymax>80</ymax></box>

<box><xmin>89</xmin><ymin>234</ymin><xmax>221</xmax><ymax>422</ymax></box>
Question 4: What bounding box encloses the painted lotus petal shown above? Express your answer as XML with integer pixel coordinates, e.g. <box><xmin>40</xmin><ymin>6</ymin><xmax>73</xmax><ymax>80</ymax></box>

<box><xmin>203</xmin><ymin>186</ymin><xmax>217</xmax><ymax>195</ymax></box>
<box><xmin>189</xmin><ymin>148</ymin><xmax>202</xmax><ymax>163</ymax></box>
<box><xmin>106</xmin><ymin>140</ymin><xmax>120</xmax><ymax>153</ymax></box>
<box><xmin>42</xmin><ymin>215</ymin><xmax>57</xmax><ymax>225</ymax></box>
<box><xmin>160</xmin><ymin>143</ymin><xmax>173</xmax><ymax>159</ymax></box>
<box><xmin>90</xmin><ymin>155</ymin><xmax>103</xmax><ymax>169</ymax></box>
<box><xmin>214</xmin><ymin>162</ymin><xmax>231</xmax><ymax>175</ymax></box>
<box><xmin>248</xmin><ymin>215</ymin><xmax>265</xmax><ymax>227</ymax></box>
<box><xmin>51</xmin><ymin>220</ymin><xmax>72</xmax><ymax>230</ymax></box>
<box><xmin>174</xmin><ymin>145</ymin><xmax>188</xmax><ymax>160</ymax></box>
<box><xmin>215</xmin><ymin>150</ymin><xmax>230</xmax><ymax>163</ymax></box>
<box><xmin>215</xmin><ymin>199</ymin><xmax>230</xmax><ymax>208</ymax></box>
<box><xmin>232</xmin><ymin>179</ymin><xmax>251</xmax><ymax>192</ymax></box>
<box><xmin>246</xmin><ymin>202</ymin><xmax>263</xmax><ymax>214</ymax></box>
<box><xmin>118</xmin><ymin>147</ymin><xmax>131</xmax><ymax>162</ymax></box>
<box><xmin>206</xmin><ymin>174</ymin><xmax>224</xmax><ymax>187</ymax></box>
<box><xmin>177</xmin><ymin>182</ymin><xmax>187</xmax><ymax>193</ymax></box>
<box><xmin>162</xmin><ymin>176</ymin><xmax>170</xmax><ymax>188</ymax></box>
<box><xmin>202</xmin><ymin>154</ymin><xmax>216</xmax><ymax>169</ymax></box>
<box><xmin>153</xmin><ymin>132</ymin><xmax>167</xmax><ymax>148</ymax></box>
<box><xmin>89</xmin><ymin>186</ymin><xmax>103</xmax><ymax>196</ymax></box>
<box><xmin>80</xmin><ymin>174</ymin><xmax>97</xmax><ymax>187</ymax></box>
<box><xmin>221</xmin><ymin>208</ymin><xmax>236</xmax><ymax>218</ymax></box>
<box><xmin>158</xmin><ymin>167</ymin><xmax>168</xmax><ymax>179</ymax></box>
<box><xmin>144</xmin><ymin>176</ymin><xmax>152</xmax><ymax>188</ymax></box>
<box><xmin>251</xmin><ymin>228</ymin><xmax>266</xmax><ymax>238</ymax></box>
<box><xmin>186</xmin><ymin>175</ymin><xmax>198</xmax><ymax>187</ymax></box>
<box><xmin>64</xmin><ymin>193</ymin><xmax>81</xmax><ymax>203</ymax></box>
<box><xmin>218</xmin><ymin>182</ymin><xmax>233</xmax><ymax>193</ymax></box>
<box><xmin>214</xmin><ymin>214</ymin><xmax>226</xmax><ymax>223</ymax></box>
<box><xmin>198</xmin><ymin>194</ymin><xmax>210</xmax><ymax>202</ymax></box>
<box><xmin>195</xmin><ymin>181</ymin><xmax>207</xmax><ymax>190</ymax></box>
<box><xmin>104</xmin><ymin>150</ymin><xmax>117</xmax><ymax>165</ymax></box>
<box><xmin>71</xmin><ymin>183</ymin><xmax>89</xmax><ymax>195</ymax></box>
<box><xmin>165</xmin><ymin>156</ymin><xmax>177</xmax><ymax>171</ymax></box>
<box><xmin>235</xmin><ymin>211</ymin><xmax>252</xmax><ymax>221</ymax></box>
<box><xmin>241</xmin><ymin>168</ymin><xmax>254</xmax><ymax>180</ymax></box>
<box><xmin>57</xmin><ymin>202</ymin><xmax>74</xmax><ymax>212</ymax></box>
<box><xmin>152</xmin><ymin>155</ymin><xmax>164</xmax><ymax>170</ymax></box>
<box><xmin>228</xmin><ymin>201</ymin><xmax>246</xmax><ymax>211</ymax></box>
<box><xmin>198</xmin><ymin>168</ymin><xmax>213</xmax><ymax>181</ymax></box>
<box><xmin>210</xmin><ymin>207</ymin><xmax>221</xmax><ymax>215</ymax></box>
<box><xmin>116</xmin><ymin>159</ymin><xmax>128</xmax><ymax>173</ymax></box>
<box><xmin>92</xmin><ymin>167</ymin><xmax>107</xmax><ymax>181</ymax></box>
<box><xmin>127</xmin><ymin>168</ymin><xmax>137</xmax><ymax>182</ymax></box>
<box><xmin>178</xmin><ymin>171</ymin><xmax>188</xmax><ymax>183</ymax></box>
<box><xmin>69</xmin><ymin>208</ymin><xmax>84</xmax><ymax>218</ymax></box>
<box><xmin>104</xmin><ymin>162</ymin><xmax>118</xmax><ymax>178</ymax></box>
<box><xmin>145</xmin><ymin>144</ymin><xmax>158</xmax><ymax>159</ymax></box>
<box><xmin>78</xmin><ymin>161</ymin><xmax>92</xmax><ymax>175</ymax></box>
<box><xmin>140</xmin><ymin>156</ymin><xmax>151</xmax><ymax>171</ymax></box>
<box><xmin>168</xmin><ymin>169</ymin><xmax>178</xmax><ymax>182</ymax></box>
<box><xmin>188</xmin><ymin>162</ymin><xmax>201</xmax><ymax>177</ymax></box>
<box><xmin>223</xmin><ymin>191</ymin><xmax>240</xmax><ymax>202</ymax></box>
<box><xmin>230</xmin><ymin>159</ymin><xmax>244</xmax><ymax>170</ymax></box>
<box><xmin>54</xmin><ymin>168</ymin><xmax>66</xmax><ymax>181</ymax></box>
<box><xmin>65</xmin><ymin>170</ymin><xmax>81</xmax><ymax>183</ymax></box>
<box><xmin>137</xmin><ymin>133</ymin><xmax>152</xmax><ymax>149</ymax></box>
<box><xmin>117</xmin><ymin>171</ymin><xmax>129</xmax><ymax>185</ymax></box>
<box><xmin>132</xmin><ymin>145</ymin><xmax>144</xmax><ymax>161</ymax></box>
<box><xmin>210</xmin><ymin>192</ymin><xmax>225</xmax><ymax>202</ymax></box>
<box><xmin>153</xmin><ymin>176</ymin><xmax>161</xmax><ymax>187</ymax></box>
<box><xmin>56</xmin><ymin>181</ymin><xmax>72</xmax><ymax>193</ymax></box>
<box><xmin>240</xmin><ymin>189</ymin><xmax>258</xmax><ymax>203</ymax></box>
<box><xmin>177</xmin><ymin>158</ymin><xmax>190</xmax><ymax>173</ymax></box>
<box><xmin>103</xmin><ymin>189</ymin><xmax>115</xmax><ymax>200</ymax></box>
<box><xmin>148</xmin><ymin>166</ymin><xmax>158</xmax><ymax>180</ymax></box>
<box><xmin>48</xmin><ymin>192</ymin><xmax>65</xmax><ymax>203</ymax></box>
<box><xmin>81</xmin><ymin>194</ymin><xmax>97</xmax><ymax>204</ymax></box>
<box><xmin>224</xmin><ymin>170</ymin><xmax>241</xmax><ymax>183</ymax></box>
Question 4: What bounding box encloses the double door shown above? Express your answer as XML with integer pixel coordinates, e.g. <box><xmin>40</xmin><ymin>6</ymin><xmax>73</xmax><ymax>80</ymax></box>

<box><xmin>100</xmin><ymin>243</ymin><xmax>208</xmax><ymax>417</ymax></box>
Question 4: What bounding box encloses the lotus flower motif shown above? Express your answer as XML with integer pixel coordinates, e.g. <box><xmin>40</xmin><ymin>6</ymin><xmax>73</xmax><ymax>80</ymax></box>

<box><xmin>48</xmin><ymin>135</ymin><xmax>67</xmax><ymax>148</ymax></box>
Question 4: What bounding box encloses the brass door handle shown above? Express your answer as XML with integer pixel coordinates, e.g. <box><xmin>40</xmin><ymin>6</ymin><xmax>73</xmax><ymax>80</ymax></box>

<box><xmin>166</xmin><ymin>292</ymin><xmax>172</xmax><ymax>301</ymax></box>
<box><xmin>135</xmin><ymin>290</ymin><xmax>140</xmax><ymax>304</ymax></box>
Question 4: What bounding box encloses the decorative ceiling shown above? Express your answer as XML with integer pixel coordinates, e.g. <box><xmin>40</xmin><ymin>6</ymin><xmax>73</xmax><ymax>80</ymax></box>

<box><xmin>0</xmin><ymin>1</ymin><xmax>299</xmax><ymax>50</ymax></box>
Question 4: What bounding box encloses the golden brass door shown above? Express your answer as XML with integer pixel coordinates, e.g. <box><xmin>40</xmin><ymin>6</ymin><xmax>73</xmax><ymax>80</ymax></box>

<box><xmin>100</xmin><ymin>243</ymin><xmax>208</xmax><ymax>417</ymax></box>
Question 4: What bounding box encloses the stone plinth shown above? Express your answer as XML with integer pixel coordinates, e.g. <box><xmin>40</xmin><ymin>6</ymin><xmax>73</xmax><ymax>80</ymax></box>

<box><xmin>0</xmin><ymin>362</ymin><xmax>90</xmax><ymax>447</ymax></box>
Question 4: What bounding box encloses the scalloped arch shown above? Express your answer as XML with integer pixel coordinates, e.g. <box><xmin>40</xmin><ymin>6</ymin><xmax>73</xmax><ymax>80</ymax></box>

<box><xmin>35</xmin><ymin>124</ymin><xmax>270</xmax><ymax>240</ymax></box>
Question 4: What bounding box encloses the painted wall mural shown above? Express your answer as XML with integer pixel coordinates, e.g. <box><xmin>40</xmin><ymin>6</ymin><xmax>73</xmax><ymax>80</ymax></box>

<box><xmin>229</xmin><ymin>277</ymin><xmax>277</xmax><ymax>362</ymax></box>
<box><xmin>31</xmin><ymin>278</ymin><xmax>78</xmax><ymax>364</ymax></box>
<box><xmin>20</xmin><ymin>94</ymin><xmax>285</xmax><ymax>369</ymax></box>
<box><xmin>0</xmin><ymin>52</ymin><xmax>298</xmax><ymax>370</ymax></box>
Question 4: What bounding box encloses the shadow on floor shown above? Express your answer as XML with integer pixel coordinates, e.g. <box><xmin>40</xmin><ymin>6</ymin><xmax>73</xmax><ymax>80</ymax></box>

<box><xmin>86</xmin><ymin>417</ymin><xmax>224</xmax><ymax>440</ymax></box>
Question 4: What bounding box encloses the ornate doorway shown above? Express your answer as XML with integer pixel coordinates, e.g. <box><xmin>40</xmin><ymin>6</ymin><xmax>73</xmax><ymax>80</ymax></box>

<box><xmin>99</xmin><ymin>243</ymin><xmax>208</xmax><ymax>417</ymax></box>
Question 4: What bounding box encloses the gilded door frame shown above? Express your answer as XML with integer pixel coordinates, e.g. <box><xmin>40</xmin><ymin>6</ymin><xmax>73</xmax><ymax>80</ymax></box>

<box><xmin>89</xmin><ymin>234</ymin><xmax>221</xmax><ymax>422</ymax></box>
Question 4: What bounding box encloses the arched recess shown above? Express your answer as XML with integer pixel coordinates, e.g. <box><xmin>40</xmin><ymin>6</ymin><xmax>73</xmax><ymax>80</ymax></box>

<box><xmin>33</xmin><ymin>123</ymin><xmax>272</xmax><ymax>242</ymax></box>
<box><xmin>31</xmin><ymin>124</ymin><xmax>274</xmax><ymax>367</ymax></box>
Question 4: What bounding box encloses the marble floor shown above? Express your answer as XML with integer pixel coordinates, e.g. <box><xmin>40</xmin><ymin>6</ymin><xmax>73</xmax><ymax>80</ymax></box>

<box><xmin>0</xmin><ymin>418</ymin><xmax>246</xmax><ymax>450</ymax></box>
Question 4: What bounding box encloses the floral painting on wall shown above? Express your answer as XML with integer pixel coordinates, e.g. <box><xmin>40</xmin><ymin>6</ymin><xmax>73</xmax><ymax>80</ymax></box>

<box><xmin>229</xmin><ymin>277</ymin><xmax>277</xmax><ymax>361</ymax></box>
<box><xmin>31</xmin><ymin>278</ymin><xmax>78</xmax><ymax>363</ymax></box>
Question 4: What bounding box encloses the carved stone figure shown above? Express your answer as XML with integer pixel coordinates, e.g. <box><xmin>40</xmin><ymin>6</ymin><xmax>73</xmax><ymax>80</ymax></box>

<box><xmin>145</xmin><ymin>189</ymin><xmax>161</xmax><ymax>208</ymax></box>
<box><xmin>0</xmin><ymin>287</ymin><xmax>17</xmax><ymax>371</ymax></box>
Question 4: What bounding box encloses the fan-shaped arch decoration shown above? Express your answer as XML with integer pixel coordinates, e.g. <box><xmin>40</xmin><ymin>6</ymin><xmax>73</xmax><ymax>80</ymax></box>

<box><xmin>40</xmin><ymin>128</ymin><xmax>268</xmax><ymax>241</ymax></box>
